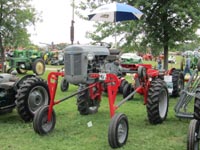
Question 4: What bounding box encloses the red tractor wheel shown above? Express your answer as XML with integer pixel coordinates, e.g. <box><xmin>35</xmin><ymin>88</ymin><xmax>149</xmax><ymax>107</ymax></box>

<box><xmin>147</xmin><ymin>78</ymin><xmax>169</xmax><ymax>124</ymax></box>
<box><xmin>187</xmin><ymin>119</ymin><xmax>200</xmax><ymax>150</ymax></box>
<box><xmin>15</xmin><ymin>76</ymin><xmax>50</xmax><ymax>122</ymax></box>
<box><xmin>77</xmin><ymin>85</ymin><xmax>100</xmax><ymax>115</ymax></box>
<box><xmin>108</xmin><ymin>113</ymin><xmax>129</xmax><ymax>148</ymax></box>
<box><xmin>33</xmin><ymin>105</ymin><xmax>56</xmax><ymax>135</ymax></box>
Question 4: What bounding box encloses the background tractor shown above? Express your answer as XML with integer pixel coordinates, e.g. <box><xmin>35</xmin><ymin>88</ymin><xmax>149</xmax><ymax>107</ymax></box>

<box><xmin>7</xmin><ymin>49</ymin><xmax>46</xmax><ymax>75</ymax></box>
<box><xmin>0</xmin><ymin>73</ymin><xmax>49</xmax><ymax>122</ymax></box>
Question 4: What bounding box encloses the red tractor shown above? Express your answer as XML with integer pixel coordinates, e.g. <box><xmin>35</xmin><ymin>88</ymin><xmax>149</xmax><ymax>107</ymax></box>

<box><xmin>31</xmin><ymin>45</ymin><xmax>172</xmax><ymax>148</ymax></box>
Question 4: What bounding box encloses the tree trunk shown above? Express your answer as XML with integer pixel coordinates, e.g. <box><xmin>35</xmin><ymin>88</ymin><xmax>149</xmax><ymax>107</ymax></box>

<box><xmin>0</xmin><ymin>33</ymin><xmax>5</xmax><ymax>73</ymax></box>
<box><xmin>163</xmin><ymin>45</ymin><xmax>168</xmax><ymax>70</ymax></box>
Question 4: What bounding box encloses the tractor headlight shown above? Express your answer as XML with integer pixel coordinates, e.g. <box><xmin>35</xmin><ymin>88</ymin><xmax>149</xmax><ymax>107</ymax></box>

<box><xmin>87</xmin><ymin>53</ymin><xmax>94</xmax><ymax>61</ymax></box>
<box><xmin>58</xmin><ymin>53</ymin><xmax>64</xmax><ymax>61</ymax></box>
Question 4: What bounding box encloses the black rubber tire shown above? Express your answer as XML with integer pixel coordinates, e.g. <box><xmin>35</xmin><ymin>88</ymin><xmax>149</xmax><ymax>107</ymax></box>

<box><xmin>14</xmin><ymin>75</ymin><xmax>35</xmax><ymax>90</ymax></box>
<box><xmin>171</xmin><ymin>69</ymin><xmax>184</xmax><ymax>97</ymax></box>
<box><xmin>138</xmin><ymin>66</ymin><xmax>146</xmax><ymax>79</ymax></box>
<box><xmin>16</xmin><ymin>67</ymin><xmax>27</xmax><ymax>74</ymax></box>
<box><xmin>119</xmin><ymin>79</ymin><xmax>128</xmax><ymax>94</ymax></box>
<box><xmin>77</xmin><ymin>85</ymin><xmax>100</xmax><ymax>115</ymax></box>
<box><xmin>108</xmin><ymin>113</ymin><xmax>129</xmax><ymax>148</ymax></box>
<box><xmin>60</xmin><ymin>78</ymin><xmax>69</xmax><ymax>92</ymax></box>
<box><xmin>194</xmin><ymin>86</ymin><xmax>200</xmax><ymax>120</ymax></box>
<box><xmin>197</xmin><ymin>59</ymin><xmax>200</xmax><ymax>71</ymax></box>
<box><xmin>33</xmin><ymin>105</ymin><xmax>56</xmax><ymax>135</ymax></box>
<box><xmin>15</xmin><ymin>76</ymin><xmax>50</xmax><ymax>122</ymax></box>
<box><xmin>147</xmin><ymin>78</ymin><xmax>169</xmax><ymax>124</ymax></box>
<box><xmin>187</xmin><ymin>119</ymin><xmax>200</xmax><ymax>150</ymax></box>
<box><xmin>32</xmin><ymin>59</ymin><xmax>46</xmax><ymax>76</ymax></box>
<box><xmin>122</xmin><ymin>83</ymin><xmax>134</xmax><ymax>100</ymax></box>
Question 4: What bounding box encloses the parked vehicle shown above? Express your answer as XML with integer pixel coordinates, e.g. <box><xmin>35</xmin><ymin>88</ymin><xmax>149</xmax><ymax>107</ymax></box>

<box><xmin>7</xmin><ymin>49</ymin><xmax>45</xmax><ymax>75</ymax></box>
<box><xmin>120</xmin><ymin>53</ymin><xmax>143</xmax><ymax>64</ymax></box>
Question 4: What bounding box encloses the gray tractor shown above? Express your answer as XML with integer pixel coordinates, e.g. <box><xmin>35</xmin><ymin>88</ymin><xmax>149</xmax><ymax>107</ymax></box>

<box><xmin>64</xmin><ymin>45</ymin><xmax>127</xmax><ymax>114</ymax></box>
<box><xmin>0</xmin><ymin>73</ymin><xmax>49</xmax><ymax>122</ymax></box>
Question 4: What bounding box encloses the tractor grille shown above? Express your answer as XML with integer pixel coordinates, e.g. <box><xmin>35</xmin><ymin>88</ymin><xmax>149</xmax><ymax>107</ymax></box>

<box><xmin>65</xmin><ymin>54</ymin><xmax>82</xmax><ymax>76</ymax></box>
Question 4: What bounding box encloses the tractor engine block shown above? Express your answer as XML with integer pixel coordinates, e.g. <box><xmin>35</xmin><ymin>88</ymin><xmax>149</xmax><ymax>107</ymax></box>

<box><xmin>64</xmin><ymin>45</ymin><xmax>110</xmax><ymax>85</ymax></box>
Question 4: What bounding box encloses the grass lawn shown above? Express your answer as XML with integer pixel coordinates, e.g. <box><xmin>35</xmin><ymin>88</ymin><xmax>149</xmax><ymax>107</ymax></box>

<box><xmin>0</xmin><ymin>56</ymin><xmax>192</xmax><ymax>150</ymax></box>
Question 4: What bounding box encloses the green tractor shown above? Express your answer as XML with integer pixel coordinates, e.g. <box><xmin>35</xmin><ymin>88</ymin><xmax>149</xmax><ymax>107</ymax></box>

<box><xmin>7</xmin><ymin>49</ymin><xmax>46</xmax><ymax>75</ymax></box>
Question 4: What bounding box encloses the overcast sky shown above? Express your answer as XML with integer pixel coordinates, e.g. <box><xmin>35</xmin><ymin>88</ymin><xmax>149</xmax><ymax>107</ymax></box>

<box><xmin>28</xmin><ymin>0</ymin><xmax>94</xmax><ymax>46</ymax></box>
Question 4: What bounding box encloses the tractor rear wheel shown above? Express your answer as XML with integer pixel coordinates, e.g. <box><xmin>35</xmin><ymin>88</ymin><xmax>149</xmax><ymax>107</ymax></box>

<box><xmin>33</xmin><ymin>105</ymin><xmax>56</xmax><ymax>135</ymax></box>
<box><xmin>108</xmin><ymin>113</ymin><xmax>129</xmax><ymax>148</ymax></box>
<box><xmin>60</xmin><ymin>78</ymin><xmax>69</xmax><ymax>92</ymax></box>
<box><xmin>171</xmin><ymin>69</ymin><xmax>184</xmax><ymax>97</ymax></box>
<box><xmin>147</xmin><ymin>78</ymin><xmax>169</xmax><ymax>124</ymax></box>
<box><xmin>32</xmin><ymin>59</ymin><xmax>45</xmax><ymax>75</ymax></box>
<box><xmin>194</xmin><ymin>86</ymin><xmax>200</xmax><ymax>120</ymax></box>
<box><xmin>16</xmin><ymin>76</ymin><xmax>50</xmax><ymax>122</ymax></box>
<box><xmin>77</xmin><ymin>85</ymin><xmax>100</xmax><ymax>115</ymax></box>
<box><xmin>187</xmin><ymin>119</ymin><xmax>200</xmax><ymax>150</ymax></box>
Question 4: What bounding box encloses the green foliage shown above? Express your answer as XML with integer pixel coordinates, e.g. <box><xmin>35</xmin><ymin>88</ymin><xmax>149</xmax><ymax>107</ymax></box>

<box><xmin>0</xmin><ymin>0</ymin><xmax>39</xmax><ymax>55</ymax></box>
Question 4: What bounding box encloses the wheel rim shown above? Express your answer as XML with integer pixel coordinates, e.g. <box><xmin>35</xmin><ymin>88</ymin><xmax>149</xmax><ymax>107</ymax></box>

<box><xmin>41</xmin><ymin>113</ymin><xmax>54</xmax><ymax>133</ymax></box>
<box><xmin>28</xmin><ymin>86</ymin><xmax>49</xmax><ymax>114</ymax></box>
<box><xmin>35</xmin><ymin>62</ymin><xmax>44</xmax><ymax>75</ymax></box>
<box><xmin>159</xmin><ymin>88</ymin><xmax>168</xmax><ymax>118</ymax></box>
<box><xmin>117</xmin><ymin>119</ymin><xmax>128</xmax><ymax>144</ymax></box>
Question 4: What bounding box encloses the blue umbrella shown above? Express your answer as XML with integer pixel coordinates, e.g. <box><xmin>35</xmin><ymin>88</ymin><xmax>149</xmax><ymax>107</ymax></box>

<box><xmin>88</xmin><ymin>2</ymin><xmax>143</xmax><ymax>22</ymax></box>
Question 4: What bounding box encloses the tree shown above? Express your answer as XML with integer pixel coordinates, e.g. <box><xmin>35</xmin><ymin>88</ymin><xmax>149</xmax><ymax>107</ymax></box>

<box><xmin>76</xmin><ymin>0</ymin><xmax>200</xmax><ymax>70</ymax></box>
<box><xmin>139</xmin><ymin>0</ymin><xmax>200</xmax><ymax>69</ymax></box>
<box><xmin>0</xmin><ymin>0</ymin><xmax>39</xmax><ymax>72</ymax></box>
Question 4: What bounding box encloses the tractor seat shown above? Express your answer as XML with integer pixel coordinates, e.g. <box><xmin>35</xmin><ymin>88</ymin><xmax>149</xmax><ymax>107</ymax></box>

<box><xmin>0</xmin><ymin>82</ymin><xmax>15</xmax><ymax>90</ymax></box>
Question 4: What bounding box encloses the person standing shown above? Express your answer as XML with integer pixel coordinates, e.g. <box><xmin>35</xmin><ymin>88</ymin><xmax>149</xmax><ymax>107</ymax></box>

<box><xmin>157</xmin><ymin>57</ymin><xmax>162</xmax><ymax>70</ymax></box>
<box><xmin>184</xmin><ymin>55</ymin><xmax>192</xmax><ymax>76</ymax></box>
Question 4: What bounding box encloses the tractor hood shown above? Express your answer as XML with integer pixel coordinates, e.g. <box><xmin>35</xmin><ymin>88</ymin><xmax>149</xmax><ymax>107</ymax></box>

<box><xmin>64</xmin><ymin>44</ymin><xmax>110</xmax><ymax>56</ymax></box>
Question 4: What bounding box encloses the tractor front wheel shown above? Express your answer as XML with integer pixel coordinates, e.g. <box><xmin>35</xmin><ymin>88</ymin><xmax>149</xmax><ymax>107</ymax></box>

<box><xmin>108</xmin><ymin>113</ymin><xmax>129</xmax><ymax>148</ymax></box>
<box><xmin>33</xmin><ymin>105</ymin><xmax>56</xmax><ymax>135</ymax></box>
<box><xmin>32</xmin><ymin>59</ymin><xmax>45</xmax><ymax>75</ymax></box>
<box><xmin>60</xmin><ymin>78</ymin><xmax>69</xmax><ymax>92</ymax></box>
<box><xmin>16</xmin><ymin>76</ymin><xmax>50</xmax><ymax>122</ymax></box>
<box><xmin>118</xmin><ymin>79</ymin><xmax>128</xmax><ymax>94</ymax></box>
<box><xmin>187</xmin><ymin>119</ymin><xmax>200</xmax><ymax>150</ymax></box>
<box><xmin>122</xmin><ymin>83</ymin><xmax>134</xmax><ymax>100</ymax></box>
<box><xmin>147</xmin><ymin>78</ymin><xmax>169</xmax><ymax>124</ymax></box>
<box><xmin>16</xmin><ymin>67</ymin><xmax>27</xmax><ymax>74</ymax></box>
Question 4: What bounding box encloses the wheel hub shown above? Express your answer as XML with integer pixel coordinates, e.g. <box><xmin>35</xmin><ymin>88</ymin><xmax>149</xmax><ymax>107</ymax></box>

<box><xmin>28</xmin><ymin>86</ymin><xmax>48</xmax><ymax>114</ymax></box>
